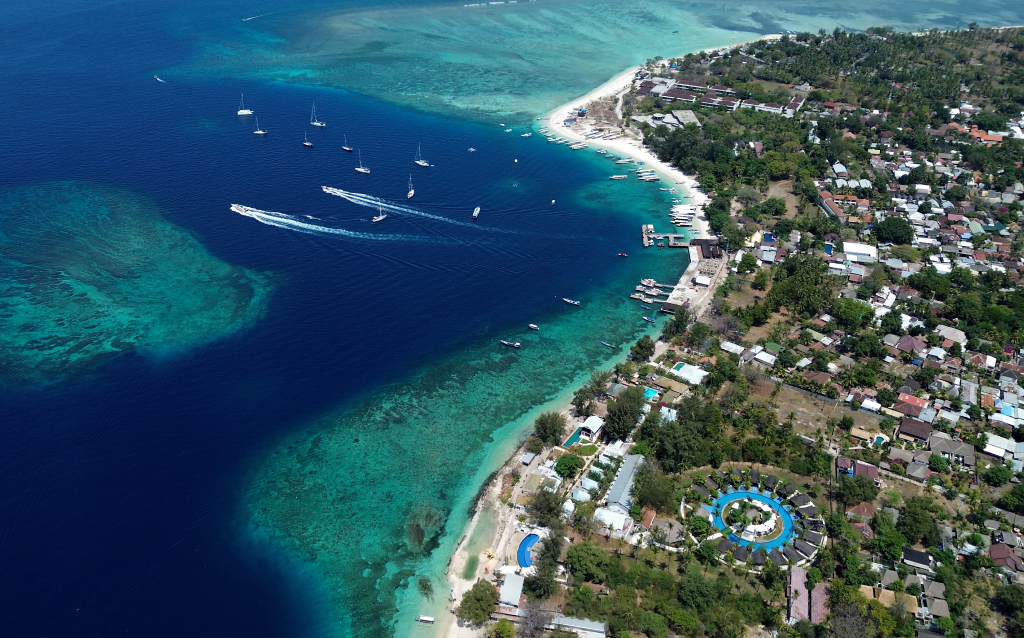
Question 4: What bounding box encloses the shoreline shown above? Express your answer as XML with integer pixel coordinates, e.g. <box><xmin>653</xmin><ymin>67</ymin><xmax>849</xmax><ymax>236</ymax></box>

<box><xmin>432</xmin><ymin>39</ymin><xmax>767</xmax><ymax>637</ymax></box>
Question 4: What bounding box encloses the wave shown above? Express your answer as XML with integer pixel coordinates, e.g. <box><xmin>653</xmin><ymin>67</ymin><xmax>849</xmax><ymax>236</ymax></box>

<box><xmin>230</xmin><ymin>204</ymin><xmax>445</xmax><ymax>243</ymax></box>
<box><xmin>322</xmin><ymin>186</ymin><xmax>511</xmax><ymax>233</ymax></box>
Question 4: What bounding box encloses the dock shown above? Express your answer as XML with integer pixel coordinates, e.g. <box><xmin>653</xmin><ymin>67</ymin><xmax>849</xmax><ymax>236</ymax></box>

<box><xmin>641</xmin><ymin>224</ymin><xmax>689</xmax><ymax>248</ymax></box>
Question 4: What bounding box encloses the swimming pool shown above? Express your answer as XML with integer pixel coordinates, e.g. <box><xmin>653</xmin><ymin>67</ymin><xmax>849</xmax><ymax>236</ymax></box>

<box><xmin>562</xmin><ymin>427</ymin><xmax>582</xmax><ymax>448</ymax></box>
<box><xmin>710</xmin><ymin>490</ymin><xmax>795</xmax><ymax>550</ymax></box>
<box><xmin>517</xmin><ymin>534</ymin><xmax>540</xmax><ymax>567</ymax></box>
<box><xmin>643</xmin><ymin>387</ymin><xmax>659</xmax><ymax>401</ymax></box>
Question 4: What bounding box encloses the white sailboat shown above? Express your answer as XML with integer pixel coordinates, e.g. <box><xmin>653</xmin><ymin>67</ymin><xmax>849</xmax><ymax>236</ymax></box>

<box><xmin>355</xmin><ymin>149</ymin><xmax>370</xmax><ymax>174</ymax></box>
<box><xmin>303</xmin><ymin>132</ymin><xmax>313</xmax><ymax>147</ymax></box>
<box><xmin>407</xmin><ymin>175</ymin><xmax>414</xmax><ymax>199</ymax></box>
<box><xmin>414</xmin><ymin>143</ymin><xmax>429</xmax><ymax>167</ymax></box>
<box><xmin>372</xmin><ymin>202</ymin><xmax>387</xmax><ymax>223</ymax></box>
<box><xmin>342</xmin><ymin>135</ymin><xmax>353</xmax><ymax>152</ymax></box>
<box><xmin>253</xmin><ymin>117</ymin><xmax>266</xmax><ymax>135</ymax></box>
<box><xmin>237</xmin><ymin>93</ymin><xmax>253</xmax><ymax>115</ymax></box>
<box><xmin>310</xmin><ymin>102</ymin><xmax>325</xmax><ymax>127</ymax></box>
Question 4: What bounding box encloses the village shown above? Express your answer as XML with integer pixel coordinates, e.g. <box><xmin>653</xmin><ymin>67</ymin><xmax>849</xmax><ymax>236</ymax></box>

<box><xmin>442</xmin><ymin>25</ymin><xmax>1024</xmax><ymax>638</ymax></box>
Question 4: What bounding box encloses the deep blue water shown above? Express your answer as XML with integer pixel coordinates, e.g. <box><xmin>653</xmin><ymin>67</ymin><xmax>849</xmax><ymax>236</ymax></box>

<box><xmin>0</xmin><ymin>1</ymin><xmax>663</xmax><ymax>635</ymax></box>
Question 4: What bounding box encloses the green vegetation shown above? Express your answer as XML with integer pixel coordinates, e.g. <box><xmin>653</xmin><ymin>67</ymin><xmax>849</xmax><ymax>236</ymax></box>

<box><xmin>875</xmin><ymin>216</ymin><xmax>914</xmax><ymax>245</ymax></box>
<box><xmin>555</xmin><ymin>454</ymin><xmax>585</xmax><ymax>478</ymax></box>
<box><xmin>604</xmin><ymin>385</ymin><xmax>645</xmax><ymax>442</ymax></box>
<box><xmin>631</xmin><ymin>335</ymin><xmax>656</xmax><ymax>361</ymax></box>
<box><xmin>534</xmin><ymin>411</ymin><xmax>568</xmax><ymax>447</ymax></box>
<box><xmin>456</xmin><ymin>580</ymin><xmax>498</xmax><ymax>625</ymax></box>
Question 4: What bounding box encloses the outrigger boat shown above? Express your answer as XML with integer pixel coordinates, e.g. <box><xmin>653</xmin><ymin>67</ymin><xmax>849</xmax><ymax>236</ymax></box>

<box><xmin>562</xmin><ymin>298</ymin><xmax>580</xmax><ymax>306</ymax></box>
<box><xmin>500</xmin><ymin>340</ymin><xmax>521</xmax><ymax>349</ymax></box>
<box><xmin>528</xmin><ymin>324</ymin><xmax>539</xmax><ymax>331</ymax></box>
<box><xmin>600</xmin><ymin>341</ymin><xmax>616</xmax><ymax>348</ymax></box>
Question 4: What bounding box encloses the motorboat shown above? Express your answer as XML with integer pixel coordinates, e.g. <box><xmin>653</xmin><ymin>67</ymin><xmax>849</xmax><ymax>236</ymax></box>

<box><xmin>500</xmin><ymin>340</ymin><xmax>521</xmax><ymax>349</ymax></box>
<box><xmin>310</xmin><ymin>102</ymin><xmax>325</xmax><ymax>127</ymax></box>
<box><xmin>355</xmin><ymin>149</ymin><xmax>370</xmax><ymax>174</ymax></box>
<box><xmin>468</xmin><ymin>147</ymin><xmax>476</xmax><ymax>152</ymax></box>
<box><xmin>237</xmin><ymin>93</ymin><xmax>253</xmax><ymax>115</ymax></box>
<box><xmin>473</xmin><ymin>206</ymin><xmax>480</xmax><ymax>219</ymax></box>
<box><xmin>609</xmin><ymin>175</ymin><xmax>628</xmax><ymax>180</ymax></box>
<box><xmin>618</xmin><ymin>253</ymin><xmax>628</xmax><ymax>257</ymax></box>
<box><xmin>528</xmin><ymin>324</ymin><xmax>539</xmax><ymax>331</ymax></box>
<box><xmin>643</xmin><ymin>316</ymin><xmax>656</xmax><ymax>323</ymax></box>
<box><xmin>416</xmin><ymin>616</ymin><xmax>435</xmax><ymax>624</ymax></box>
<box><xmin>520</xmin><ymin>132</ymin><xmax>532</xmax><ymax>137</ymax></box>
<box><xmin>561</xmin><ymin>298</ymin><xmax>580</xmax><ymax>306</ymax></box>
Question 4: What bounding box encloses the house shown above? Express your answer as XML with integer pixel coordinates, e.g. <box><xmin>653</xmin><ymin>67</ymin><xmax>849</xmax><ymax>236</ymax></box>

<box><xmin>593</xmin><ymin>507</ymin><xmax>634</xmax><ymax>537</ymax></box>
<box><xmin>842</xmin><ymin>242</ymin><xmax>879</xmax><ymax>263</ymax></box>
<box><xmin>605</xmin><ymin>454</ymin><xmax>644</xmax><ymax>515</ymax></box>
<box><xmin>903</xmin><ymin>547</ymin><xmax>934</xmax><ymax>572</ymax></box>
<box><xmin>853</xmin><ymin>461</ymin><xmax>880</xmax><ymax>482</ymax></box>
<box><xmin>498</xmin><ymin>573</ymin><xmax>526</xmax><ymax>615</ymax></box>
<box><xmin>896</xmin><ymin>335</ymin><xmax>928</xmax><ymax>355</ymax></box>
<box><xmin>847</xmin><ymin>502</ymin><xmax>876</xmax><ymax>519</ymax></box>
<box><xmin>991</xmin><ymin>543</ymin><xmax>1024</xmax><ymax>573</ymax></box>
<box><xmin>929</xmin><ymin>435</ymin><xmax>976</xmax><ymax>467</ymax></box>
<box><xmin>548</xmin><ymin>615</ymin><xmax>608</xmax><ymax>638</ymax></box>
<box><xmin>897</xmin><ymin>417</ymin><xmax>932</xmax><ymax>444</ymax></box>
<box><xmin>581</xmin><ymin>415</ymin><xmax>604</xmax><ymax>440</ymax></box>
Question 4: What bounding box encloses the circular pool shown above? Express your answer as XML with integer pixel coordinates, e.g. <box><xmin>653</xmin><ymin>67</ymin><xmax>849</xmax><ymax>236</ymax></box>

<box><xmin>710</xmin><ymin>490</ymin><xmax>794</xmax><ymax>550</ymax></box>
<box><xmin>517</xmin><ymin>533</ymin><xmax>540</xmax><ymax>567</ymax></box>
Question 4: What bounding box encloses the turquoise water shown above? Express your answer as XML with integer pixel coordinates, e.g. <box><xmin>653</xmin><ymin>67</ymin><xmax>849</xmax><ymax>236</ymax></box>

<box><xmin>517</xmin><ymin>533</ymin><xmax>540</xmax><ymax>567</ymax></box>
<box><xmin>563</xmin><ymin>426</ymin><xmax>583</xmax><ymax>448</ymax></box>
<box><xmin>711</xmin><ymin>490</ymin><xmax>795</xmax><ymax>551</ymax></box>
<box><xmin>0</xmin><ymin>181</ymin><xmax>271</xmax><ymax>383</ymax></box>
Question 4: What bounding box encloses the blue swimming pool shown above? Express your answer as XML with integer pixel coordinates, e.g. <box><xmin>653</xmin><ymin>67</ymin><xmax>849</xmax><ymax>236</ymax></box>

<box><xmin>710</xmin><ymin>490</ymin><xmax>795</xmax><ymax>550</ymax></box>
<box><xmin>562</xmin><ymin>427</ymin><xmax>582</xmax><ymax>448</ymax></box>
<box><xmin>518</xmin><ymin>534</ymin><xmax>540</xmax><ymax>567</ymax></box>
<box><xmin>643</xmin><ymin>387</ymin><xmax>659</xmax><ymax>401</ymax></box>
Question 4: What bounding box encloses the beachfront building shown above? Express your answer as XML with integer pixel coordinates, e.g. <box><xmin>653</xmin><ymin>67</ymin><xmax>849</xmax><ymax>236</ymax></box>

<box><xmin>581</xmin><ymin>415</ymin><xmax>604</xmax><ymax>440</ymax></box>
<box><xmin>497</xmin><ymin>573</ymin><xmax>525</xmax><ymax>616</ymax></box>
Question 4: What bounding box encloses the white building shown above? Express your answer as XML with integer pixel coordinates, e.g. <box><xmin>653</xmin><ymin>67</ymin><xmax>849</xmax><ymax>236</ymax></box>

<box><xmin>842</xmin><ymin>242</ymin><xmax>878</xmax><ymax>263</ymax></box>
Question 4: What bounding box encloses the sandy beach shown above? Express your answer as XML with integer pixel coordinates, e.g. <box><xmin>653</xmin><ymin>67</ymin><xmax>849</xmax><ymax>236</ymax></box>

<box><xmin>433</xmin><ymin>37</ymin><xmax>774</xmax><ymax>638</ymax></box>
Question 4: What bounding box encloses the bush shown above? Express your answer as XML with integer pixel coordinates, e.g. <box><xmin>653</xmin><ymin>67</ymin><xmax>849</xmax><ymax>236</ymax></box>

<box><xmin>555</xmin><ymin>454</ymin><xmax>584</xmax><ymax>478</ymax></box>
<box><xmin>986</xmin><ymin>464</ymin><xmax>1013</xmax><ymax>487</ymax></box>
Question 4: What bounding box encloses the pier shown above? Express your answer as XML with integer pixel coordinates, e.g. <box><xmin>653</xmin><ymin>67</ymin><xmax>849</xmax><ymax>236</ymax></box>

<box><xmin>641</xmin><ymin>224</ymin><xmax>689</xmax><ymax>248</ymax></box>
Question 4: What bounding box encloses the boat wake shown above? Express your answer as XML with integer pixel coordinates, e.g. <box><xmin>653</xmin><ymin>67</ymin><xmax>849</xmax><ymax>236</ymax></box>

<box><xmin>230</xmin><ymin>204</ymin><xmax>443</xmax><ymax>243</ymax></box>
<box><xmin>322</xmin><ymin>186</ymin><xmax>493</xmax><ymax>231</ymax></box>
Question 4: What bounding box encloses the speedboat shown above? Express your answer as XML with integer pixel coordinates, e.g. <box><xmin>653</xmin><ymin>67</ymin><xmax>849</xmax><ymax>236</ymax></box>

<box><xmin>500</xmin><ymin>340</ymin><xmax>521</xmax><ymax>349</ymax></box>
<box><xmin>600</xmin><ymin>341</ymin><xmax>616</xmax><ymax>348</ymax></box>
<box><xmin>610</xmin><ymin>175</ymin><xmax>628</xmax><ymax>180</ymax></box>
<box><xmin>473</xmin><ymin>206</ymin><xmax>480</xmax><ymax>219</ymax></box>
<box><xmin>618</xmin><ymin>253</ymin><xmax>628</xmax><ymax>257</ymax></box>
<box><xmin>528</xmin><ymin>324</ymin><xmax>539</xmax><ymax>331</ymax></box>
<box><xmin>562</xmin><ymin>298</ymin><xmax>580</xmax><ymax>306</ymax></box>
<box><xmin>642</xmin><ymin>316</ymin><xmax>655</xmax><ymax>323</ymax></box>
<box><xmin>468</xmin><ymin>147</ymin><xmax>476</xmax><ymax>152</ymax></box>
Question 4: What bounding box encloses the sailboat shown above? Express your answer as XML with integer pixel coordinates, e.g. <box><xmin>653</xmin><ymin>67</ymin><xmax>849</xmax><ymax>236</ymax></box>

<box><xmin>472</xmin><ymin>206</ymin><xmax>480</xmax><ymax>220</ymax></box>
<box><xmin>372</xmin><ymin>202</ymin><xmax>387</xmax><ymax>223</ymax></box>
<box><xmin>355</xmin><ymin>149</ymin><xmax>370</xmax><ymax>174</ymax></box>
<box><xmin>303</xmin><ymin>132</ymin><xmax>313</xmax><ymax>147</ymax></box>
<box><xmin>253</xmin><ymin>117</ymin><xmax>266</xmax><ymax>135</ymax></box>
<box><xmin>407</xmin><ymin>175</ymin><xmax>414</xmax><ymax>199</ymax></box>
<box><xmin>310</xmin><ymin>102</ymin><xmax>325</xmax><ymax>127</ymax></box>
<box><xmin>342</xmin><ymin>135</ymin><xmax>353</xmax><ymax>152</ymax></box>
<box><xmin>237</xmin><ymin>93</ymin><xmax>252</xmax><ymax>115</ymax></box>
<box><xmin>414</xmin><ymin>143</ymin><xmax>429</xmax><ymax>167</ymax></box>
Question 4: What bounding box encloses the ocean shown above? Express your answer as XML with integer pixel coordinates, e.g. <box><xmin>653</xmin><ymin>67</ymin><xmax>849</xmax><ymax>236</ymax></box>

<box><xmin>1</xmin><ymin>0</ymin><xmax>1021</xmax><ymax>636</ymax></box>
